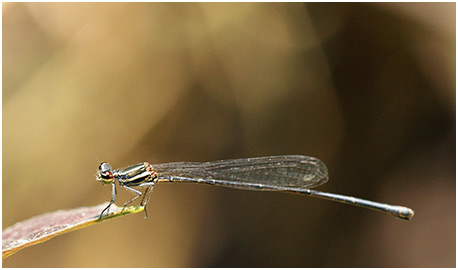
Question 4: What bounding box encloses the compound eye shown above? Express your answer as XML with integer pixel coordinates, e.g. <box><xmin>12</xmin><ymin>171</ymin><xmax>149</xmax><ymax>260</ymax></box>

<box><xmin>99</xmin><ymin>162</ymin><xmax>112</xmax><ymax>173</ymax></box>
<box><xmin>101</xmin><ymin>171</ymin><xmax>113</xmax><ymax>180</ymax></box>
<box><xmin>97</xmin><ymin>162</ymin><xmax>114</xmax><ymax>184</ymax></box>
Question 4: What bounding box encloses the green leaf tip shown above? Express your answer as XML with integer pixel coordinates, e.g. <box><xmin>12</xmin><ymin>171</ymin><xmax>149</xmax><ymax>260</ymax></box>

<box><xmin>2</xmin><ymin>203</ymin><xmax>145</xmax><ymax>259</ymax></box>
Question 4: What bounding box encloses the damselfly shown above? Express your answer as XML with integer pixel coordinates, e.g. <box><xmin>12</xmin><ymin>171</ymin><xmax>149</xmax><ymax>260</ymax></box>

<box><xmin>95</xmin><ymin>155</ymin><xmax>414</xmax><ymax>220</ymax></box>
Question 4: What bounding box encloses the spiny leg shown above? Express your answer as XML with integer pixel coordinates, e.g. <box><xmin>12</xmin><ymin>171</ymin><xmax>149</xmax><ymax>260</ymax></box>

<box><xmin>99</xmin><ymin>183</ymin><xmax>117</xmax><ymax>219</ymax></box>
<box><xmin>139</xmin><ymin>184</ymin><xmax>155</xmax><ymax>218</ymax></box>
<box><xmin>120</xmin><ymin>185</ymin><xmax>143</xmax><ymax>213</ymax></box>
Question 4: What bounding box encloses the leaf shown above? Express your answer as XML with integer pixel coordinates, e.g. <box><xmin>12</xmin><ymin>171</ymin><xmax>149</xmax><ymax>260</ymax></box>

<box><xmin>2</xmin><ymin>203</ymin><xmax>144</xmax><ymax>259</ymax></box>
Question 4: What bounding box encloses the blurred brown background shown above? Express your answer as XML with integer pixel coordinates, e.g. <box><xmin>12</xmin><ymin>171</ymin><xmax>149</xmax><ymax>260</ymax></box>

<box><xmin>3</xmin><ymin>2</ymin><xmax>455</xmax><ymax>267</ymax></box>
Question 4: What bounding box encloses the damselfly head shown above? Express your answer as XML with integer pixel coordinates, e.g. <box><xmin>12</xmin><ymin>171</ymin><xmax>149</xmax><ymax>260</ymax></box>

<box><xmin>96</xmin><ymin>162</ymin><xmax>114</xmax><ymax>184</ymax></box>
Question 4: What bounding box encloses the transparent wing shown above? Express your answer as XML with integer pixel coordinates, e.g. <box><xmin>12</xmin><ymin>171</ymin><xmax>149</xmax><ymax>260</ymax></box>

<box><xmin>152</xmin><ymin>155</ymin><xmax>328</xmax><ymax>190</ymax></box>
